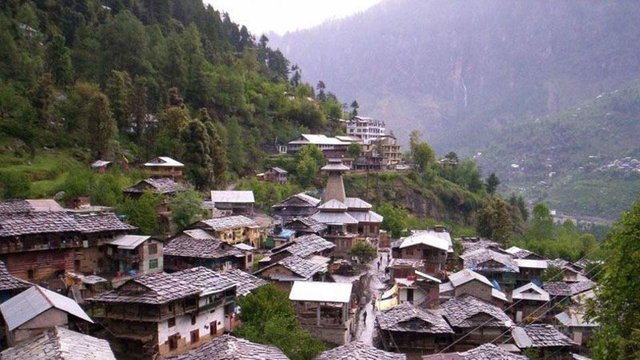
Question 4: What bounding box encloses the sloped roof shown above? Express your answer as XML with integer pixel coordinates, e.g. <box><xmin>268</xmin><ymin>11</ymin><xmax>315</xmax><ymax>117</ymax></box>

<box><xmin>376</xmin><ymin>302</ymin><xmax>454</xmax><ymax>334</ymax></box>
<box><xmin>422</xmin><ymin>343</ymin><xmax>528</xmax><ymax>360</ymax></box>
<box><xmin>284</xmin><ymin>217</ymin><xmax>327</xmax><ymax>233</ymax></box>
<box><xmin>291</xmin><ymin>134</ymin><xmax>346</xmax><ymax>146</ymax></box>
<box><xmin>440</xmin><ymin>295</ymin><xmax>511</xmax><ymax>328</ymax></box>
<box><xmin>167</xmin><ymin>334</ymin><xmax>289</xmax><ymax>360</ymax></box>
<box><xmin>512</xmin><ymin>324</ymin><xmax>574</xmax><ymax>349</ymax></box>
<box><xmin>318</xmin><ymin>199</ymin><xmax>348</xmax><ymax>210</ymax></box>
<box><xmin>272</xmin><ymin>193</ymin><xmax>321</xmax><ymax>209</ymax></box>
<box><xmin>110</xmin><ymin>235</ymin><xmax>150</xmax><ymax>250</ymax></box>
<box><xmin>211</xmin><ymin>190</ymin><xmax>255</xmax><ymax>204</ymax></box>
<box><xmin>0</xmin><ymin>200</ymin><xmax>34</xmax><ymax>214</ymax></box>
<box><xmin>284</xmin><ymin>234</ymin><xmax>335</xmax><ymax>258</ymax></box>
<box><xmin>91</xmin><ymin>160</ymin><xmax>111</xmax><ymax>168</ymax></box>
<box><xmin>256</xmin><ymin>255</ymin><xmax>327</xmax><ymax>280</ymax></box>
<box><xmin>182</xmin><ymin>228</ymin><xmax>215</xmax><ymax>240</ymax></box>
<box><xmin>343</xmin><ymin>197</ymin><xmax>372</xmax><ymax>210</ymax></box>
<box><xmin>90</xmin><ymin>272</ymin><xmax>199</xmax><ymax>305</ymax></box>
<box><xmin>514</xmin><ymin>258</ymin><xmax>548</xmax><ymax>269</ymax></box>
<box><xmin>26</xmin><ymin>199</ymin><xmax>64</xmax><ymax>212</ymax></box>
<box><xmin>311</xmin><ymin>211</ymin><xmax>359</xmax><ymax>225</ymax></box>
<box><xmin>399</xmin><ymin>231</ymin><xmax>452</xmax><ymax>252</ymax></box>
<box><xmin>221</xmin><ymin>269</ymin><xmax>268</xmax><ymax>296</ymax></box>
<box><xmin>461</xmin><ymin>248</ymin><xmax>519</xmax><ymax>273</ymax></box>
<box><xmin>555</xmin><ymin>307</ymin><xmax>598</xmax><ymax>327</ymax></box>
<box><xmin>74</xmin><ymin>213</ymin><xmax>136</xmax><ymax>233</ymax></box>
<box><xmin>544</xmin><ymin>280</ymin><xmax>593</xmax><ymax>297</ymax></box>
<box><xmin>164</xmin><ymin>236</ymin><xmax>242</xmax><ymax>259</ymax></box>
<box><xmin>348</xmin><ymin>210</ymin><xmax>384</xmax><ymax>223</ymax></box>
<box><xmin>199</xmin><ymin>215</ymin><xmax>258</xmax><ymax>231</ymax></box>
<box><xmin>0</xmin><ymin>326</ymin><xmax>116</xmax><ymax>360</ymax></box>
<box><xmin>321</xmin><ymin>162</ymin><xmax>350</xmax><ymax>171</ymax></box>
<box><xmin>0</xmin><ymin>260</ymin><xmax>31</xmax><ymax>291</ymax></box>
<box><xmin>505</xmin><ymin>246</ymin><xmax>542</xmax><ymax>259</ymax></box>
<box><xmin>512</xmin><ymin>283</ymin><xmax>550</xmax><ymax>302</ymax></box>
<box><xmin>449</xmin><ymin>269</ymin><xmax>493</xmax><ymax>288</ymax></box>
<box><xmin>270</xmin><ymin>167</ymin><xmax>288</xmax><ymax>174</ymax></box>
<box><xmin>315</xmin><ymin>341</ymin><xmax>406</xmax><ymax>360</ymax></box>
<box><xmin>0</xmin><ymin>211</ymin><xmax>81</xmax><ymax>237</ymax></box>
<box><xmin>124</xmin><ymin>178</ymin><xmax>184</xmax><ymax>194</ymax></box>
<box><xmin>460</xmin><ymin>238</ymin><xmax>501</xmax><ymax>254</ymax></box>
<box><xmin>0</xmin><ymin>286</ymin><xmax>93</xmax><ymax>331</ymax></box>
<box><xmin>173</xmin><ymin>267</ymin><xmax>236</xmax><ymax>296</ymax></box>
<box><xmin>144</xmin><ymin>156</ymin><xmax>184</xmax><ymax>167</ymax></box>
<box><xmin>389</xmin><ymin>258</ymin><xmax>425</xmax><ymax>268</ymax></box>
<box><xmin>289</xmin><ymin>281</ymin><xmax>352</xmax><ymax>303</ymax></box>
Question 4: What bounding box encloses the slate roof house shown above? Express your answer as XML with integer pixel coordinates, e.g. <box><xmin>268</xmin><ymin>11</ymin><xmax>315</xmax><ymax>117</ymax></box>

<box><xmin>0</xmin><ymin>285</ymin><xmax>93</xmax><ymax>346</ymax></box>
<box><xmin>391</xmin><ymin>229</ymin><xmax>453</xmax><ymax>277</ymax></box>
<box><xmin>107</xmin><ymin>235</ymin><xmax>163</xmax><ymax>276</ymax></box>
<box><xmin>166</xmin><ymin>334</ymin><xmax>289</xmax><ymax>360</ymax></box>
<box><xmin>254</xmin><ymin>255</ymin><xmax>327</xmax><ymax>290</ymax></box>
<box><xmin>123</xmin><ymin>178</ymin><xmax>185</xmax><ymax>235</ymax></box>
<box><xmin>439</xmin><ymin>269</ymin><xmax>509</xmax><ymax>308</ymax></box>
<box><xmin>555</xmin><ymin>307</ymin><xmax>598</xmax><ymax>348</ymax></box>
<box><xmin>460</xmin><ymin>248</ymin><xmax>519</xmax><ymax>292</ymax></box>
<box><xmin>315</xmin><ymin>341</ymin><xmax>406</xmax><ymax>360</ymax></box>
<box><xmin>219</xmin><ymin>269</ymin><xmax>267</xmax><ymax>297</ymax></box>
<box><xmin>512</xmin><ymin>324</ymin><xmax>575</xmax><ymax>358</ymax></box>
<box><xmin>88</xmin><ymin>268</ymin><xmax>237</xmax><ymax>359</ymax></box>
<box><xmin>283</xmin><ymin>217</ymin><xmax>327</xmax><ymax>236</ymax></box>
<box><xmin>264</xmin><ymin>167</ymin><xmax>288</xmax><ymax>184</ymax></box>
<box><xmin>376</xmin><ymin>302</ymin><xmax>454</xmax><ymax>354</ymax></box>
<box><xmin>210</xmin><ymin>191</ymin><xmax>255</xmax><ymax>216</ymax></box>
<box><xmin>272</xmin><ymin>193</ymin><xmax>321</xmax><ymax>220</ymax></box>
<box><xmin>0</xmin><ymin>260</ymin><xmax>30</xmax><ymax>303</ymax></box>
<box><xmin>510</xmin><ymin>282</ymin><xmax>551</xmax><ymax>322</ymax></box>
<box><xmin>144</xmin><ymin>156</ymin><xmax>184</xmax><ymax>180</ymax></box>
<box><xmin>439</xmin><ymin>295</ymin><xmax>513</xmax><ymax>350</ymax></box>
<box><xmin>422</xmin><ymin>343</ymin><xmax>528</xmax><ymax>360</ymax></box>
<box><xmin>0</xmin><ymin>326</ymin><xmax>116</xmax><ymax>360</ymax></box>
<box><xmin>194</xmin><ymin>216</ymin><xmax>264</xmax><ymax>248</ymax></box>
<box><xmin>267</xmin><ymin>234</ymin><xmax>335</xmax><ymax>264</ymax></box>
<box><xmin>163</xmin><ymin>234</ymin><xmax>251</xmax><ymax>272</ymax></box>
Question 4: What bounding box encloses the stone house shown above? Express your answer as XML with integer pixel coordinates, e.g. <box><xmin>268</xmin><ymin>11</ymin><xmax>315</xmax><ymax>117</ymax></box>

<box><xmin>395</xmin><ymin>270</ymin><xmax>441</xmax><ymax>309</ymax></box>
<box><xmin>376</xmin><ymin>302</ymin><xmax>454</xmax><ymax>354</ymax></box>
<box><xmin>165</xmin><ymin>334</ymin><xmax>289</xmax><ymax>360</ymax></box>
<box><xmin>210</xmin><ymin>191</ymin><xmax>255</xmax><ymax>216</ymax></box>
<box><xmin>272</xmin><ymin>193</ymin><xmax>321</xmax><ymax>221</ymax></box>
<box><xmin>143</xmin><ymin>156</ymin><xmax>184</xmax><ymax>180</ymax></box>
<box><xmin>439</xmin><ymin>269</ymin><xmax>509</xmax><ymax>308</ymax></box>
<box><xmin>263</xmin><ymin>167</ymin><xmax>288</xmax><ymax>184</ymax></box>
<box><xmin>510</xmin><ymin>282</ymin><xmax>550</xmax><ymax>322</ymax></box>
<box><xmin>0</xmin><ymin>285</ymin><xmax>93</xmax><ymax>347</ymax></box>
<box><xmin>315</xmin><ymin>341</ymin><xmax>406</xmax><ymax>360</ymax></box>
<box><xmin>267</xmin><ymin>234</ymin><xmax>335</xmax><ymax>265</ymax></box>
<box><xmin>511</xmin><ymin>324</ymin><xmax>574</xmax><ymax>359</ymax></box>
<box><xmin>460</xmin><ymin>248</ymin><xmax>519</xmax><ymax>293</ymax></box>
<box><xmin>88</xmin><ymin>268</ymin><xmax>236</xmax><ymax>359</ymax></box>
<box><xmin>422</xmin><ymin>343</ymin><xmax>527</xmax><ymax>360</ymax></box>
<box><xmin>283</xmin><ymin>217</ymin><xmax>327</xmax><ymax>236</ymax></box>
<box><xmin>289</xmin><ymin>281</ymin><xmax>355</xmax><ymax>345</ymax></box>
<box><xmin>163</xmin><ymin>233</ymin><xmax>251</xmax><ymax>272</ymax></box>
<box><xmin>107</xmin><ymin>235</ymin><xmax>163</xmax><ymax>276</ymax></box>
<box><xmin>391</xmin><ymin>230</ymin><xmax>453</xmax><ymax>276</ymax></box>
<box><xmin>193</xmin><ymin>216</ymin><xmax>264</xmax><ymax>248</ymax></box>
<box><xmin>254</xmin><ymin>255</ymin><xmax>327</xmax><ymax>291</ymax></box>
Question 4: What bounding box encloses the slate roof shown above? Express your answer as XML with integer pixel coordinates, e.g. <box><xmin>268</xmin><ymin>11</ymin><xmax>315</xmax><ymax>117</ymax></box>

<box><xmin>423</xmin><ymin>343</ymin><xmax>528</xmax><ymax>360</ymax></box>
<box><xmin>512</xmin><ymin>324</ymin><xmax>574</xmax><ymax>348</ymax></box>
<box><xmin>270</xmin><ymin>167</ymin><xmax>288</xmax><ymax>174</ymax></box>
<box><xmin>26</xmin><ymin>199</ymin><xmax>65</xmax><ymax>212</ymax></box>
<box><xmin>167</xmin><ymin>334</ymin><xmax>289</xmax><ymax>360</ymax></box>
<box><xmin>90</xmin><ymin>272</ymin><xmax>199</xmax><ymax>305</ymax></box>
<box><xmin>460</xmin><ymin>238</ymin><xmax>501</xmax><ymax>254</ymax></box>
<box><xmin>272</xmin><ymin>193</ymin><xmax>321</xmax><ymax>209</ymax></box>
<box><xmin>555</xmin><ymin>307</ymin><xmax>598</xmax><ymax>327</ymax></box>
<box><xmin>284</xmin><ymin>217</ymin><xmax>327</xmax><ymax>233</ymax></box>
<box><xmin>318</xmin><ymin>199</ymin><xmax>348</xmax><ymax>210</ymax></box>
<box><xmin>123</xmin><ymin>178</ymin><xmax>184</xmax><ymax>194</ymax></box>
<box><xmin>278</xmin><ymin>255</ymin><xmax>327</xmax><ymax>279</ymax></box>
<box><xmin>164</xmin><ymin>236</ymin><xmax>243</xmax><ymax>259</ymax></box>
<box><xmin>321</xmin><ymin>162</ymin><xmax>350</xmax><ymax>171</ymax></box>
<box><xmin>284</xmin><ymin>234</ymin><xmax>335</xmax><ymax>258</ymax></box>
<box><xmin>449</xmin><ymin>269</ymin><xmax>493</xmax><ymax>288</ymax></box>
<box><xmin>0</xmin><ymin>260</ymin><xmax>31</xmax><ymax>291</ymax></box>
<box><xmin>144</xmin><ymin>156</ymin><xmax>184</xmax><ymax>167</ymax></box>
<box><xmin>221</xmin><ymin>269</ymin><xmax>267</xmax><ymax>296</ymax></box>
<box><xmin>310</xmin><ymin>211</ymin><xmax>359</xmax><ymax>225</ymax></box>
<box><xmin>461</xmin><ymin>248</ymin><xmax>519</xmax><ymax>273</ymax></box>
<box><xmin>91</xmin><ymin>160</ymin><xmax>112</xmax><ymax>168</ymax></box>
<box><xmin>343</xmin><ymin>197</ymin><xmax>372</xmax><ymax>210</ymax></box>
<box><xmin>199</xmin><ymin>215</ymin><xmax>258</xmax><ymax>231</ymax></box>
<box><xmin>73</xmin><ymin>213</ymin><xmax>136</xmax><ymax>233</ymax></box>
<box><xmin>514</xmin><ymin>258</ymin><xmax>548</xmax><ymax>269</ymax></box>
<box><xmin>0</xmin><ymin>326</ymin><xmax>116</xmax><ymax>360</ymax></box>
<box><xmin>389</xmin><ymin>258</ymin><xmax>425</xmax><ymax>268</ymax></box>
<box><xmin>440</xmin><ymin>295</ymin><xmax>512</xmax><ymax>328</ymax></box>
<box><xmin>376</xmin><ymin>302</ymin><xmax>454</xmax><ymax>334</ymax></box>
<box><xmin>0</xmin><ymin>286</ymin><xmax>93</xmax><ymax>331</ymax></box>
<box><xmin>173</xmin><ymin>267</ymin><xmax>236</xmax><ymax>295</ymax></box>
<box><xmin>182</xmin><ymin>228</ymin><xmax>215</xmax><ymax>240</ymax></box>
<box><xmin>512</xmin><ymin>283</ymin><xmax>550</xmax><ymax>302</ymax></box>
<box><xmin>505</xmin><ymin>246</ymin><xmax>541</xmax><ymax>259</ymax></box>
<box><xmin>0</xmin><ymin>200</ymin><xmax>34</xmax><ymax>214</ymax></box>
<box><xmin>348</xmin><ymin>210</ymin><xmax>384</xmax><ymax>223</ymax></box>
<box><xmin>543</xmin><ymin>280</ymin><xmax>593</xmax><ymax>297</ymax></box>
<box><xmin>315</xmin><ymin>341</ymin><xmax>406</xmax><ymax>360</ymax></box>
<box><xmin>0</xmin><ymin>211</ymin><xmax>81</xmax><ymax>237</ymax></box>
<box><xmin>109</xmin><ymin>235</ymin><xmax>150</xmax><ymax>250</ymax></box>
<box><xmin>211</xmin><ymin>190</ymin><xmax>255</xmax><ymax>204</ymax></box>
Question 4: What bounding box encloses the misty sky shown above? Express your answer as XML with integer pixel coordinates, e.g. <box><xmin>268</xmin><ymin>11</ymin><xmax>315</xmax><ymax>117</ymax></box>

<box><xmin>206</xmin><ymin>0</ymin><xmax>383</xmax><ymax>35</ymax></box>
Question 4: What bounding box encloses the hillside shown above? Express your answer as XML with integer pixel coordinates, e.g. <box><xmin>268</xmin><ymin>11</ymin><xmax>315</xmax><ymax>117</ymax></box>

<box><xmin>478</xmin><ymin>84</ymin><xmax>640</xmax><ymax>219</ymax></box>
<box><xmin>271</xmin><ymin>0</ymin><xmax>640</xmax><ymax>155</ymax></box>
<box><xmin>0</xmin><ymin>0</ymin><xmax>344</xmax><ymax>194</ymax></box>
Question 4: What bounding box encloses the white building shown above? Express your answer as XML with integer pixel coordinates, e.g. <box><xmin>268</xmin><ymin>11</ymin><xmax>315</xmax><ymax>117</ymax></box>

<box><xmin>346</xmin><ymin>116</ymin><xmax>386</xmax><ymax>144</ymax></box>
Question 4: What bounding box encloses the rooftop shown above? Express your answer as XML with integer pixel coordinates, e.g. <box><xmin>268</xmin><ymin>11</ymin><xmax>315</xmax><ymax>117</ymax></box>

<box><xmin>460</xmin><ymin>248</ymin><xmax>519</xmax><ymax>273</ymax></box>
<box><xmin>164</xmin><ymin>236</ymin><xmax>242</xmax><ymax>259</ymax></box>
<box><xmin>290</xmin><ymin>134</ymin><xmax>347</xmax><ymax>146</ymax></box>
<box><xmin>376</xmin><ymin>302</ymin><xmax>454</xmax><ymax>334</ymax></box>
<box><xmin>310</xmin><ymin>211</ymin><xmax>358</xmax><ymax>225</ymax></box>
<box><xmin>318</xmin><ymin>199</ymin><xmax>348</xmax><ymax>210</ymax></box>
<box><xmin>91</xmin><ymin>160</ymin><xmax>112</xmax><ymax>168</ymax></box>
<box><xmin>110</xmin><ymin>235</ymin><xmax>151</xmax><ymax>250</ymax></box>
<box><xmin>182</xmin><ymin>228</ymin><xmax>215</xmax><ymax>240</ymax></box>
<box><xmin>123</xmin><ymin>178</ymin><xmax>184</xmax><ymax>194</ymax></box>
<box><xmin>348</xmin><ymin>210</ymin><xmax>384</xmax><ymax>223</ymax></box>
<box><xmin>398</xmin><ymin>230</ymin><xmax>452</xmax><ymax>252</ymax></box>
<box><xmin>220</xmin><ymin>269</ymin><xmax>268</xmax><ymax>296</ymax></box>
<box><xmin>284</xmin><ymin>217</ymin><xmax>327</xmax><ymax>234</ymax></box>
<box><xmin>0</xmin><ymin>200</ymin><xmax>35</xmax><ymax>214</ymax></box>
<box><xmin>315</xmin><ymin>341</ymin><xmax>406</xmax><ymax>360</ymax></box>
<box><xmin>289</xmin><ymin>281</ymin><xmax>352</xmax><ymax>303</ymax></box>
<box><xmin>512</xmin><ymin>283</ymin><xmax>550</xmax><ymax>302</ymax></box>
<box><xmin>439</xmin><ymin>295</ymin><xmax>512</xmax><ymax>329</ymax></box>
<box><xmin>144</xmin><ymin>156</ymin><xmax>184</xmax><ymax>167</ymax></box>
<box><xmin>422</xmin><ymin>343</ymin><xmax>528</xmax><ymax>360</ymax></box>
<box><xmin>284</xmin><ymin>234</ymin><xmax>335</xmax><ymax>258</ymax></box>
<box><xmin>173</xmin><ymin>267</ymin><xmax>236</xmax><ymax>296</ymax></box>
<box><xmin>514</xmin><ymin>258</ymin><xmax>548</xmax><ymax>269</ymax></box>
<box><xmin>199</xmin><ymin>215</ymin><xmax>258</xmax><ymax>232</ymax></box>
<box><xmin>0</xmin><ymin>326</ymin><xmax>116</xmax><ymax>360</ymax></box>
<box><xmin>0</xmin><ymin>286</ymin><xmax>93</xmax><ymax>331</ymax></box>
<box><xmin>211</xmin><ymin>190</ymin><xmax>255</xmax><ymax>204</ymax></box>
<box><xmin>272</xmin><ymin>193</ymin><xmax>321</xmax><ymax>209</ymax></box>
<box><xmin>0</xmin><ymin>260</ymin><xmax>31</xmax><ymax>291</ymax></box>
<box><xmin>555</xmin><ymin>307</ymin><xmax>598</xmax><ymax>327</ymax></box>
<box><xmin>343</xmin><ymin>197</ymin><xmax>372</xmax><ymax>210</ymax></box>
<box><xmin>278</xmin><ymin>255</ymin><xmax>327</xmax><ymax>279</ymax></box>
<box><xmin>167</xmin><ymin>334</ymin><xmax>289</xmax><ymax>360</ymax></box>
<box><xmin>90</xmin><ymin>272</ymin><xmax>199</xmax><ymax>305</ymax></box>
<box><xmin>26</xmin><ymin>199</ymin><xmax>64</xmax><ymax>212</ymax></box>
<box><xmin>544</xmin><ymin>280</ymin><xmax>593</xmax><ymax>297</ymax></box>
<box><xmin>73</xmin><ymin>213</ymin><xmax>136</xmax><ymax>233</ymax></box>
<box><xmin>512</xmin><ymin>324</ymin><xmax>574</xmax><ymax>349</ymax></box>
<box><xmin>448</xmin><ymin>269</ymin><xmax>493</xmax><ymax>288</ymax></box>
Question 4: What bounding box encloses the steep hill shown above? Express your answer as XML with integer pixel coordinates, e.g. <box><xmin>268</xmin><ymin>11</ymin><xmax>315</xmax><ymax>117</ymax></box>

<box><xmin>271</xmin><ymin>0</ymin><xmax>640</xmax><ymax>154</ymax></box>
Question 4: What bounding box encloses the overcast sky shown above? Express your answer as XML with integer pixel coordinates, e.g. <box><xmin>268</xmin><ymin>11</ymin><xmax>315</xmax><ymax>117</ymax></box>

<box><xmin>206</xmin><ymin>0</ymin><xmax>383</xmax><ymax>35</ymax></box>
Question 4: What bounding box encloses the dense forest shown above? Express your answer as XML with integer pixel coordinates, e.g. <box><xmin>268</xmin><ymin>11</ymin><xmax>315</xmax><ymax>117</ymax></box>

<box><xmin>0</xmin><ymin>0</ymin><xmax>344</xmax><ymax>192</ymax></box>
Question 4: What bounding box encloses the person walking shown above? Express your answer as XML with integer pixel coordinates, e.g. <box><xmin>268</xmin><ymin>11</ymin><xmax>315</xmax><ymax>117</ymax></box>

<box><xmin>362</xmin><ymin>310</ymin><xmax>368</xmax><ymax>324</ymax></box>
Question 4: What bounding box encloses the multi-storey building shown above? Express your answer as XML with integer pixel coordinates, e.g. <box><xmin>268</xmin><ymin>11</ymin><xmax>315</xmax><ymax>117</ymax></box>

<box><xmin>346</xmin><ymin>116</ymin><xmax>386</xmax><ymax>144</ymax></box>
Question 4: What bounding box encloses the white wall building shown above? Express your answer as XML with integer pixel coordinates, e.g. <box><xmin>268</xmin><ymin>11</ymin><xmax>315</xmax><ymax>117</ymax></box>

<box><xmin>347</xmin><ymin>116</ymin><xmax>386</xmax><ymax>144</ymax></box>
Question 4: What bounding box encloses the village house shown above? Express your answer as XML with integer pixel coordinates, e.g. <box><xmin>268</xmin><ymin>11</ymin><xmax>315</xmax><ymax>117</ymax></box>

<box><xmin>254</xmin><ymin>255</ymin><xmax>327</xmax><ymax>290</ymax></box>
<box><xmin>543</xmin><ymin>280</ymin><xmax>594</xmax><ymax>319</ymax></box>
<box><xmin>272</xmin><ymin>193</ymin><xmax>321</xmax><ymax>221</ymax></box>
<box><xmin>0</xmin><ymin>326</ymin><xmax>117</xmax><ymax>360</ymax></box>
<box><xmin>460</xmin><ymin>248</ymin><xmax>519</xmax><ymax>293</ymax></box>
<box><xmin>64</xmin><ymin>272</ymin><xmax>110</xmax><ymax>304</ymax></box>
<box><xmin>439</xmin><ymin>269</ymin><xmax>509</xmax><ymax>309</ymax></box>
<box><xmin>376</xmin><ymin>302</ymin><xmax>454</xmax><ymax>354</ymax></box>
<box><xmin>165</xmin><ymin>334</ymin><xmax>289</xmax><ymax>360</ymax></box>
<box><xmin>311</xmin><ymin>199</ymin><xmax>359</xmax><ymax>256</ymax></box>
<box><xmin>192</xmin><ymin>216</ymin><xmax>264</xmax><ymax>248</ymax></box>
<box><xmin>218</xmin><ymin>269</ymin><xmax>267</xmax><ymax>297</ymax></box>
<box><xmin>91</xmin><ymin>159</ymin><xmax>113</xmax><ymax>173</ymax></box>
<box><xmin>107</xmin><ymin>235</ymin><xmax>164</xmax><ymax>276</ymax></box>
<box><xmin>548</xmin><ymin>259</ymin><xmax>590</xmax><ymax>283</ymax></box>
<box><xmin>422</xmin><ymin>343</ymin><xmax>528</xmax><ymax>360</ymax></box>
<box><xmin>514</xmin><ymin>258</ymin><xmax>548</xmax><ymax>287</ymax></box>
<box><xmin>144</xmin><ymin>156</ymin><xmax>184</xmax><ymax>180</ymax></box>
<box><xmin>391</xmin><ymin>229</ymin><xmax>453</xmax><ymax>277</ymax></box>
<box><xmin>88</xmin><ymin>267</ymin><xmax>237</xmax><ymax>359</ymax></box>
<box><xmin>388</xmin><ymin>258</ymin><xmax>426</xmax><ymax>280</ymax></box>
<box><xmin>163</xmin><ymin>232</ymin><xmax>251</xmax><ymax>272</ymax></box>
<box><xmin>506</xmin><ymin>246</ymin><xmax>546</xmax><ymax>260</ymax></box>
<box><xmin>0</xmin><ymin>261</ymin><xmax>30</xmax><ymax>303</ymax></box>
<box><xmin>510</xmin><ymin>282</ymin><xmax>551</xmax><ymax>322</ymax></box>
<box><xmin>511</xmin><ymin>324</ymin><xmax>575</xmax><ymax>359</ymax></box>
<box><xmin>266</xmin><ymin>234</ymin><xmax>335</xmax><ymax>265</ymax></box>
<box><xmin>123</xmin><ymin>178</ymin><xmax>185</xmax><ymax>234</ymax></box>
<box><xmin>283</xmin><ymin>217</ymin><xmax>327</xmax><ymax>236</ymax></box>
<box><xmin>210</xmin><ymin>191</ymin><xmax>255</xmax><ymax>216</ymax></box>
<box><xmin>344</xmin><ymin>197</ymin><xmax>383</xmax><ymax>238</ymax></box>
<box><xmin>315</xmin><ymin>341</ymin><xmax>406</xmax><ymax>360</ymax></box>
<box><xmin>395</xmin><ymin>270</ymin><xmax>441</xmax><ymax>308</ymax></box>
<box><xmin>0</xmin><ymin>285</ymin><xmax>93</xmax><ymax>347</ymax></box>
<box><xmin>265</xmin><ymin>225</ymin><xmax>296</xmax><ymax>248</ymax></box>
<box><xmin>289</xmin><ymin>281</ymin><xmax>356</xmax><ymax>345</ymax></box>
<box><xmin>263</xmin><ymin>167</ymin><xmax>288</xmax><ymax>184</ymax></box>
<box><xmin>439</xmin><ymin>295</ymin><xmax>513</xmax><ymax>351</ymax></box>
<box><xmin>555</xmin><ymin>307</ymin><xmax>598</xmax><ymax>349</ymax></box>
<box><xmin>287</xmin><ymin>134</ymin><xmax>350</xmax><ymax>158</ymax></box>
<box><xmin>346</xmin><ymin>116</ymin><xmax>386</xmax><ymax>144</ymax></box>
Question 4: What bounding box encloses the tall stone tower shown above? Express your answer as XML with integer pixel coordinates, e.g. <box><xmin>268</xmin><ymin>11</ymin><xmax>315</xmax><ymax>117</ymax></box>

<box><xmin>321</xmin><ymin>159</ymin><xmax>350</xmax><ymax>203</ymax></box>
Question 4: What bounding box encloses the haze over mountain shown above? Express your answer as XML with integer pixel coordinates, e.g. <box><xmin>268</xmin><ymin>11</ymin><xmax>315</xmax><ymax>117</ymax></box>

<box><xmin>271</xmin><ymin>0</ymin><xmax>640</xmax><ymax>153</ymax></box>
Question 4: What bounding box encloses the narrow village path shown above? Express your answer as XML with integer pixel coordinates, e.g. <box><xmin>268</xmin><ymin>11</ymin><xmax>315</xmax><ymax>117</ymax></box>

<box><xmin>355</xmin><ymin>252</ymin><xmax>390</xmax><ymax>344</ymax></box>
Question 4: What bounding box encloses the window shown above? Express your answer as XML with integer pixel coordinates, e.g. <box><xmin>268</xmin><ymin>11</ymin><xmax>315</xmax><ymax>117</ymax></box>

<box><xmin>168</xmin><ymin>318</ymin><xmax>175</xmax><ymax>327</ymax></box>
<box><xmin>190</xmin><ymin>329</ymin><xmax>199</xmax><ymax>344</ymax></box>
<box><xmin>191</xmin><ymin>315</ymin><xmax>196</xmax><ymax>325</ymax></box>
<box><xmin>149</xmin><ymin>258</ymin><xmax>159</xmax><ymax>269</ymax></box>
<box><xmin>148</xmin><ymin>243</ymin><xmax>158</xmax><ymax>255</ymax></box>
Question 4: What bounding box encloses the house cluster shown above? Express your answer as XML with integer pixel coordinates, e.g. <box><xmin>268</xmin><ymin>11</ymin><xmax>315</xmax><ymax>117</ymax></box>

<box><xmin>368</xmin><ymin>235</ymin><xmax>596</xmax><ymax>359</ymax></box>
